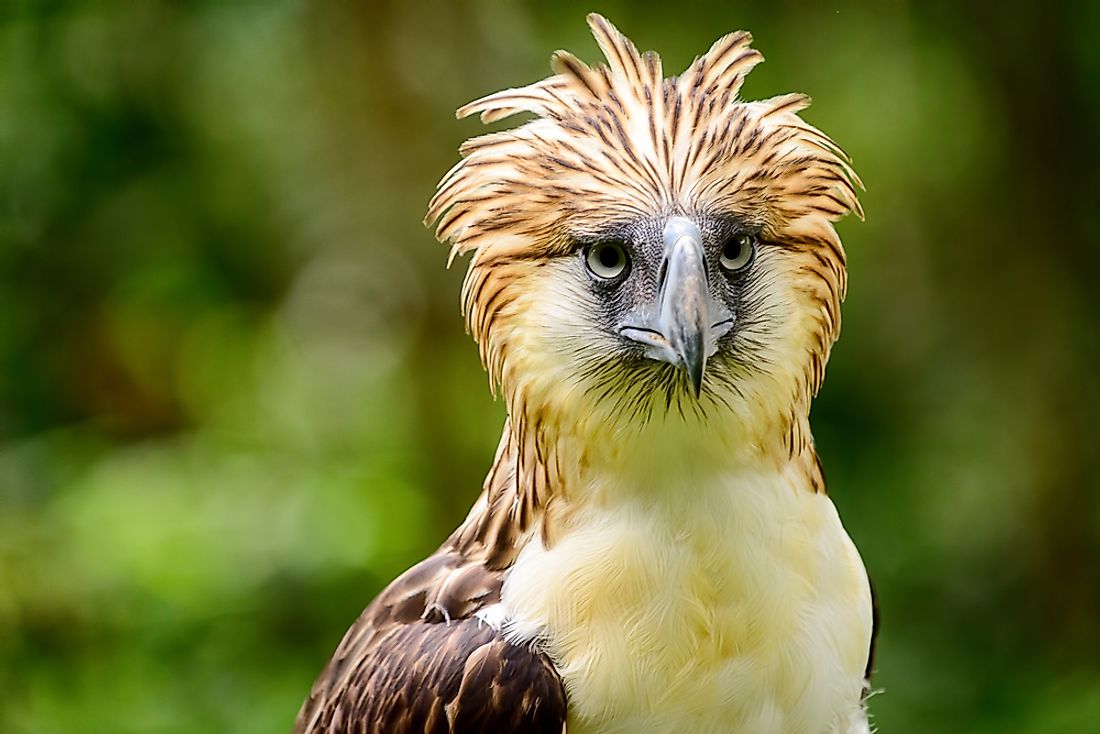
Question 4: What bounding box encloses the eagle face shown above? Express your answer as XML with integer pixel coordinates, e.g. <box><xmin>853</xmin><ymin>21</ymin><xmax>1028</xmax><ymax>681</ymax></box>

<box><xmin>544</xmin><ymin>213</ymin><xmax>755</xmax><ymax>397</ymax></box>
<box><xmin>508</xmin><ymin>209</ymin><xmax>815</xmax><ymax>428</ymax></box>
<box><xmin>429</xmin><ymin>15</ymin><xmax>861</xmax><ymax>454</ymax></box>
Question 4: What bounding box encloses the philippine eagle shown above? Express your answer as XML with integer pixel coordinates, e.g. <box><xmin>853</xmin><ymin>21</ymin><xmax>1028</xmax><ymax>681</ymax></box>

<box><xmin>295</xmin><ymin>14</ymin><xmax>877</xmax><ymax>734</ymax></box>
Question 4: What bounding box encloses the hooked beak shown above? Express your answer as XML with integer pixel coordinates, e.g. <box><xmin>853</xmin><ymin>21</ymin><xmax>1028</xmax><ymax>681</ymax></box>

<box><xmin>620</xmin><ymin>217</ymin><xmax>732</xmax><ymax>397</ymax></box>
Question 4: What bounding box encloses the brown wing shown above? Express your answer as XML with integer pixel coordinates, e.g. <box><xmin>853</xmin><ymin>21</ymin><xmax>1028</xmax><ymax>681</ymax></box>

<box><xmin>293</xmin><ymin>552</ymin><xmax>567</xmax><ymax>734</ymax></box>
<box><xmin>865</xmin><ymin>574</ymin><xmax>880</xmax><ymax>683</ymax></box>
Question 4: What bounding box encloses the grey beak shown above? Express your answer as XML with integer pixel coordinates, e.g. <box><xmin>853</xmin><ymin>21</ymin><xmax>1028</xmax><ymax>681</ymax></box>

<box><xmin>659</xmin><ymin>219</ymin><xmax>710</xmax><ymax>396</ymax></box>
<box><xmin>620</xmin><ymin>217</ymin><xmax>725</xmax><ymax>397</ymax></box>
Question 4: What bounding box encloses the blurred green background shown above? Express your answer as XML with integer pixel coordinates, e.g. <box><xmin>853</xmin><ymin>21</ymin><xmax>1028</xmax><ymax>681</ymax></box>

<box><xmin>2</xmin><ymin>0</ymin><xmax>1098</xmax><ymax>732</ymax></box>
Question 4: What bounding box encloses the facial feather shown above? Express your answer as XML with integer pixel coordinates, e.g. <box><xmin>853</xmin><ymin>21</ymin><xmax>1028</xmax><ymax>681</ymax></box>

<box><xmin>426</xmin><ymin>13</ymin><xmax>862</xmax><ymax>484</ymax></box>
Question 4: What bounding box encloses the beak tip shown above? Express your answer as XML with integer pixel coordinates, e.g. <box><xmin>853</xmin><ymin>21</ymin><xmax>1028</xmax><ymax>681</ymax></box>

<box><xmin>687</xmin><ymin>359</ymin><xmax>704</xmax><ymax>398</ymax></box>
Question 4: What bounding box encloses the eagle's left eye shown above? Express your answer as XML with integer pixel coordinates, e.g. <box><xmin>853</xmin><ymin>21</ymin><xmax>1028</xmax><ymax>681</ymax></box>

<box><xmin>585</xmin><ymin>242</ymin><xmax>629</xmax><ymax>280</ymax></box>
<box><xmin>719</xmin><ymin>234</ymin><xmax>755</xmax><ymax>272</ymax></box>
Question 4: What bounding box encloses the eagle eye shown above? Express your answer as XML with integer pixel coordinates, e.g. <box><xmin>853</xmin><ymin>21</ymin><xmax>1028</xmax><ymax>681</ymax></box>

<box><xmin>719</xmin><ymin>234</ymin><xmax>755</xmax><ymax>272</ymax></box>
<box><xmin>585</xmin><ymin>242</ymin><xmax>629</xmax><ymax>280</ymax></box>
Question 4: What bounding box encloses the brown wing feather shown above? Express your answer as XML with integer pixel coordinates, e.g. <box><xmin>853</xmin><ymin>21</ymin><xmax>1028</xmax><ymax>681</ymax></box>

<box><xmin>865</xmin><ymin>574</ymin><xmax>880</xmax><ymax>683</ymax></box>
<box><xmin>294</xmin><ymin>426</ymin><xmax>566</xmax><ymax>734</ymax></box>
<box><xmin>294</xmin><ymin>553</ymin><xmax>566</xmax><ymax>734</ymax></box>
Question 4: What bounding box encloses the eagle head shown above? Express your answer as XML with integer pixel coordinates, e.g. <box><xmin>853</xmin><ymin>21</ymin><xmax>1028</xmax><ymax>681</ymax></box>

<box><xmin>427</xmin><ymin>14</ymin><xmax>862</xmax><ymax>477</ymax></box>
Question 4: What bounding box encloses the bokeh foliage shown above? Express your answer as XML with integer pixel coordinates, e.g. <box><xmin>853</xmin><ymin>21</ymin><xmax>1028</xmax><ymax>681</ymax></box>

<box><xmin>2</xmin><ymin>1</ymin><xmax>1098</xmax><ymax>732</ymax></box>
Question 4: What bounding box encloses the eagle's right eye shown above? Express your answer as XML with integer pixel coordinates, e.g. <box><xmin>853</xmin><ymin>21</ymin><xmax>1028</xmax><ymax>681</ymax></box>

<box><xmin>585</xmin><ymin>242</ymin><xmax>629</xmax><ymax>280</ymax></box>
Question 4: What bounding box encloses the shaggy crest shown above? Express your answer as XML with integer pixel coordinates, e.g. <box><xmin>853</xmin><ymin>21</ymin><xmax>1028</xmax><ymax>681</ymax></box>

<box><xmin>426</xmin><ymin>14</ymin><xmax>861</xmax><ymax>364</ymax></box>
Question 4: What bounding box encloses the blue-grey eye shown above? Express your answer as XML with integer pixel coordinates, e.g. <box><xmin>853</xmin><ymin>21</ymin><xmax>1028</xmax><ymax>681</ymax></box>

<box><xmin>719</xmin><ymin>234</ymin><xmax>755</xmax><ymax>272</ymax></box>
<box><xmin>586</xmin><ymin>242</ymin><xmax>629</xmax><ymax>279</ymax></box>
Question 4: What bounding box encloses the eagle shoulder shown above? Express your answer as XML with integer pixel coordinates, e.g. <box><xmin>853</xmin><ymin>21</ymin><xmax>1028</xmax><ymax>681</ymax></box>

<box><xmin>293</xmin><ymin>550</ymin><xmax>566</xmax><ymax>734</ymax></box>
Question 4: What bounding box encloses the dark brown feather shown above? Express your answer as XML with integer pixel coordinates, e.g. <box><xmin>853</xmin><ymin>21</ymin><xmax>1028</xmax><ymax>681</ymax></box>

<box><xmin>294</xmin><ymin>601</ymin><xmax>565</xmax><ymax>733</ymax></box>
<box><xmin>865</xmin><ymin>575</ymin><xmax>881</xmax><ymax>683</ymax></box>
<box><xmin>293</xmin><ymin>426</ymin><xmax>565</xmax><ymax>734</ymax></box>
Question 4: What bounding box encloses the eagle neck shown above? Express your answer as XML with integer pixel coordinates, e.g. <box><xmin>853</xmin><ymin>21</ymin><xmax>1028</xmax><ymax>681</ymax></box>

<box><xmin>448</xmin><ymin>393</ymin><xmax>825</xmax><ymax>571</ymax></box>
<box><xmin>513</xmin><ymin>397</ymin><xmax>824</xmax><ymax>518</ymax></box>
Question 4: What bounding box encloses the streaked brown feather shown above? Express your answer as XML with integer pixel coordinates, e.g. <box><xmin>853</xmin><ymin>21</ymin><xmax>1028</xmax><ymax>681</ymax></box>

<box><xmin>294</xmin><ymin>424</ymin><xmax>563</xmax><ymax>734</ymax></box>
<box><xmin>296</xmin><ymin>606</ymin><xmax>565</xmax><ymax>734</ymax></box>
<box><xmin>425</xmin><ymin>14</ymin><xmax>863</xmax><ymax>413</ymax></box>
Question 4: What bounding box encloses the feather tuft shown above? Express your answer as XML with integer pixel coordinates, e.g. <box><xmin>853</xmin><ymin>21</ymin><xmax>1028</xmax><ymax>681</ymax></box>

<box><xmin>426</xmin><ymin>14</ymin><xmax>863</xmax><ymax>401</ymax></box>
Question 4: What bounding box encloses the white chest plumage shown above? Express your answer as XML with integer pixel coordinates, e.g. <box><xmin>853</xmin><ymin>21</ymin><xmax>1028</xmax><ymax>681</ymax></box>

<box><xmin>494</xmin><ymin>467</ymin><xmax>873</xmax><ymax>734</ymax></box>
